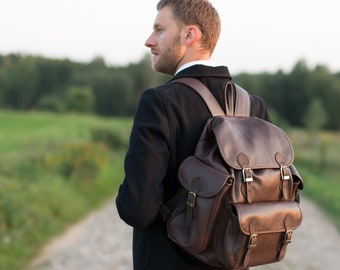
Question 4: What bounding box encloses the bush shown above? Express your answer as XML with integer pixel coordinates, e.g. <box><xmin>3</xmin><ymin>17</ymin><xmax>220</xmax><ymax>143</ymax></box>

<box><xmin>67</xmin><ymin>86</ymin><xmax>95</xmax><ymax>113</ymax></box>
<box><xmin>36</xmin><ymin>95</ymin><xmax>66</xmax><ymax>112</ymax></box>
<box><xmin>90</xmin><ymin>127</ymin><xmax>129</xmax><ymax>150</ymax></box>
<box><xmin>45</xmin><ymin>142</ymin><xmax>109</xmax><ymax>182</ymax></box>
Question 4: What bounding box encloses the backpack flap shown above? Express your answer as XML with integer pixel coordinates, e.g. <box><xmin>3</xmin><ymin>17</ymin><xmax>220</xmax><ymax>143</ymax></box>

<box><xmin>178</xmin><ymin>156</ymin><xmax>231</xmax><ymax>198</ymax></box>
<box><xmin>211</xmin><ymin>116</ymin><xmax>294</xmax><ymax>170</ymax></box>
<box><xmin>233</xmin><ymin>201</ymin><xmax>303</xmax><ymax>267</ymax></box>
<box><xmin>195</xmin><ymin>116</ymin><xmax>299</xmax><ymax>203</ymax></box>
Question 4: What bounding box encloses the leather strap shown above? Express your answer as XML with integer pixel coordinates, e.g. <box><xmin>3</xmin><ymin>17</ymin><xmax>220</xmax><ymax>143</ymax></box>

<box><xmin>278</xmin><ymin>216</ymin><xmax>294</xmax><ymax>260</ymax></box>
<box><xmin>172</xmin><ymin>78</ymin><xmax>250</xmax><ymax>117</ymax></box>
<box><xmin>233</xmin><ymin>84</ymin><xmax>251</xmax><ymax>117</ymax></box>
<box><xmin>225</xmin><ymin>82</ymin><xmax>235</xmax><ymax>116</ymax></box>
<box><xmin>173</xmin><ymin>78</ymin><xmax>225</xmax><ymax>116</ymax></box>
<box><xmin>243</xmin><ymin>219</ymin><xmax>258</xmax><ymax>268</ymax></box>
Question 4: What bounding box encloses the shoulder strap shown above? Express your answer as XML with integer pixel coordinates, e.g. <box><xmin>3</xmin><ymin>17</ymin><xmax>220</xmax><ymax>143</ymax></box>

<box><xmin>172</xmin><ymin>77</ymin><xmax>250</xmax><ymax>117</ymax></box>
<box><xmin>225</xmin><ymin>82</ymin><xmax>251</xmax><ymax>117</ymax></box>
<box><xmin>173</xmin><ymin>78</ymin><xmax>225</xmax><ymax>116</ymax></box>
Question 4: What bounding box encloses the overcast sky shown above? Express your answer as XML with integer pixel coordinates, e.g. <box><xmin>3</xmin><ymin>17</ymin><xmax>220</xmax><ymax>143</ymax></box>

<box><xmin>1</xmin><ymin>0</ymin><xmax>339</xmax><ymax>73</ymax></box>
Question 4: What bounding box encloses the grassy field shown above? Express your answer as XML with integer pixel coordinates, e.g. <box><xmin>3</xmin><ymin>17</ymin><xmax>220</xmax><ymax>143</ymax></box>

<box><xmin>288</xmin><ymin>129</ymin><xmax>340</xmax><ymax>229</ymax></box>
<box><xmin>0</xmin><ymin>110</ymin><xmax>132</xmax><ymax>270</ymax></box>
<box><xmin>0</xmin><ymin>110</ymin><xmax>339</xmax><ymax>269</ymax></box>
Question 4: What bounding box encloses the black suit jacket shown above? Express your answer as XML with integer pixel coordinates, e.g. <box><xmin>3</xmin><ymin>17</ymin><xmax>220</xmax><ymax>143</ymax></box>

<box><xmin>116</xmin><ymin>65</ymin><xmax>270</xmax><ymax>270</ymax></box>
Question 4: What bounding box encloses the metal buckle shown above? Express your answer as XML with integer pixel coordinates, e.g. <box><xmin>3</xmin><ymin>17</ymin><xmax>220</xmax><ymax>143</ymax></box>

<box><xmin>280</xmin><ymin>166</ymin><xmax>291</xmax><ymax>181</ymax></box>
<box><xmin>248</xmin><ymin>234</ymin><xmax>258</xmax><ymax>250</ymax></box>
<box><xmin>242</xmin><ymin>168</ymin><xmax>253</xmax><ymax>182</ymax></box>
<box><xmin>186</xmin><ymin>191</ymin><xmax>196</xmax><ymax>208</ymax></box>
<box><xmin>284</xmin><ymin>230</ymin><xmax>293</xmax><ymax>244</ymax></box>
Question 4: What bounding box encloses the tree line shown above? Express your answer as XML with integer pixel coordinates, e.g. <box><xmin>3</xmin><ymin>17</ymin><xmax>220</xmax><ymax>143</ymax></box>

<box><xmin>0</xmin><ymin>53</ymin><xmax>339</xmax><ymax>130</ymax></box>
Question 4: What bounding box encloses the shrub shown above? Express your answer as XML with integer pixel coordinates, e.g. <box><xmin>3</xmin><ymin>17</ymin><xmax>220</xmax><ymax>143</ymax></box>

<box><xmin>90</xmin><ymin>127</ymin><xmax>129</xmax><ymax>150</ymax></box>
<box><xmin>45</xmin><ymin>142</ymin><xmax>109</xmax><ymax>182</ymax></box>
<box><xmin>67</xmin><ymin>86</ymin><xmax>95</xmax><ymax>113</ymax></box>
<box><xmin>36</xmin><ymin>95</ymin><xmax>67</xmax><ymax>112</ymax></box>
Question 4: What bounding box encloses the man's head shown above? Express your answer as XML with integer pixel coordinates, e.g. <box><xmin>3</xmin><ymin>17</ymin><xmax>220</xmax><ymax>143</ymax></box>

<box><xmin>145</xmin><ymin>0</ymin><xmax>221</xmax><ymax>75</ymax></box>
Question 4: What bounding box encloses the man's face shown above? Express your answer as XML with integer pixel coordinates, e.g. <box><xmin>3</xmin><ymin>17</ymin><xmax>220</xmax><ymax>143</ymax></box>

<box><xmin>145</xmin><ymin>6</ymin><xmax>186</xmax><ymax>75</ymax></box>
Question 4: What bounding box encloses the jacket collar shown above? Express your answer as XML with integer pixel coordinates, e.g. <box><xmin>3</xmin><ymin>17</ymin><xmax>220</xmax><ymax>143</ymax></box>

<box><xmin>171</xmin><ymin>64</ymin><xmax>232</xmax><ymax>81</ymax></box>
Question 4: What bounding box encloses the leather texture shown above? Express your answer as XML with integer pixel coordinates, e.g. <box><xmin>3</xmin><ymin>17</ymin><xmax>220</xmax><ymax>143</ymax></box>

<box><xmin>164</xmin><ymin>78</ymin><xmax>304</xmax><ymax>269</ymax></box>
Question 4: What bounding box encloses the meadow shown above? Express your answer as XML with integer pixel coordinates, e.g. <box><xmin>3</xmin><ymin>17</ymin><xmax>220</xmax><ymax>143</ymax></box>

<box><xmin>0</xmin><ymin>110</ymin><xmax>339</xmax><ymax>269</ymax></box>
<box><xmin>0</xmin><ymin>110</ymin><xmax>131</xmax><ymax>270</ymax></box>
<box><xmin>289</xmin><ymin>129</ymin><xmax>340</xmax><ymax>229</ymax></box>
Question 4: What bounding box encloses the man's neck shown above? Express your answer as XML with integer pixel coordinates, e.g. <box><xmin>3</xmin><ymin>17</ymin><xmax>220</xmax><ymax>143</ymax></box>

<box><xmin>175</xmin><ymin>60</ymin><xmax>217</xmax><ymax>75</ymax></box>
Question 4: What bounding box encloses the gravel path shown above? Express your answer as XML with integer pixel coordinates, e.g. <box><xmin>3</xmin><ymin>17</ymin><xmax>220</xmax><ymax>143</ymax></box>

<box><xmin>29</xmin><ymin>197</ymin><xmax>340</xmax><ymax>270</ymax></box>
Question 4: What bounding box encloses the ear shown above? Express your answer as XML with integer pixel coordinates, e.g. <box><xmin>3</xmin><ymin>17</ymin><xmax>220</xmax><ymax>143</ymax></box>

<box><xmin>184</xmin><ymin>25</ymin><xmax>201</xmax><ymax>46</ymax></box>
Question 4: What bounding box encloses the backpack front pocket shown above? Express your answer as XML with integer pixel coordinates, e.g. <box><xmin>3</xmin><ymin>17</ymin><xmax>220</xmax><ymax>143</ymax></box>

<box><xmin>216</xmin><ymin>201</ymin><xmax>303</xmax><ymax>269</ymax></box>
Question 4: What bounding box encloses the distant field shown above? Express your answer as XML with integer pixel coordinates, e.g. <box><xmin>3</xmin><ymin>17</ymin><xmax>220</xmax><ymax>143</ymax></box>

<box><xmin>0</xmin><ymin>110</ymin><xmax>339</xmax><ymax>269</ymax></box>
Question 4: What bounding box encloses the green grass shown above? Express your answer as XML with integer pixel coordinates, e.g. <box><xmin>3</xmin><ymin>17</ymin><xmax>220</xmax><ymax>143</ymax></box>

<box><xmin>0</xmin><ymin>110</ymin><xmax>131</xmax><ymax>270</ymax></box>
<box><xmin>296</xmin><ymin>164</ymin><xmax>340</xmax><ymax>228</ymax></box>
<box><xmin>288</xmin><ymin>129</ymin><xmax>340</xmax><ymax>230</ymax></box>
<box><xmin>0</xmin><ymin>110</ymin><xmax>130</xmax><ymax>153</ymax></box>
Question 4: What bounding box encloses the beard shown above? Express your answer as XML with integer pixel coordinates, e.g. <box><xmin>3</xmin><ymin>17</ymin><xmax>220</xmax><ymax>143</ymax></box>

<box><xmin>151</xmin><ymin>35</ymin><xmax>183</xmax><ymax>75</ymax></box>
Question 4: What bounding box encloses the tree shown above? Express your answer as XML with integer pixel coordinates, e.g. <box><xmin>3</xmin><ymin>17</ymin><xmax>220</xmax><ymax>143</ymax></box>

<box><xmin>303</xmin><ymin>98</ymin><xmax>328</xmax><ymax>168</ymax></box>
<box><xmin>284</xmin><ymin>59</ymin><xmax>311</xmax><ymax>126</ymax></box>
<box><xmin>92</xmin><ymin>72</ymin><xmax>134</xmax><ymax>116</ymax></box>
<box><xmin>2</xmin><ymin>55</ymin><xmax>38</xmax><ymax>110</ymax></box>
<box><xmin>303</xmin><ymin>98</ymin><xmax>327</xmax><ymax>131</ymax></box>
<box><xmin>67</xmin><ymin>86</ymin><xmax>94</xmax><ymax>113</ymax></box>
<box><xmin>1</xmin><ymin>53</ymin><xmax>340</xmax><ymax>124</ymax></box>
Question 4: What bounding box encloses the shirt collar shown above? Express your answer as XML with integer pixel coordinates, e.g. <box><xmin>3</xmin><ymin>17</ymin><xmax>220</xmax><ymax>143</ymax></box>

<box><xmin>175</xmin><ymin>60</ymin><xmax>217</xmax><ymax>75</ymax></box>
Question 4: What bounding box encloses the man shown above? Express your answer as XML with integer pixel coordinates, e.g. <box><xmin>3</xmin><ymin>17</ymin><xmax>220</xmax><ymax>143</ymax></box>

<box><xmin>116</xmin><ymin>0</ymin><xmax>270</xmax><ymax>269</ymax></box>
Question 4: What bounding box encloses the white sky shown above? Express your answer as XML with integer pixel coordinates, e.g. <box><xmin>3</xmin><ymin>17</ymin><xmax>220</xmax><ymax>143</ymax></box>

<box><xmin>1</xmin><ymin>0</ymin><xmax>339</xmax><ymax>73</ymax></box>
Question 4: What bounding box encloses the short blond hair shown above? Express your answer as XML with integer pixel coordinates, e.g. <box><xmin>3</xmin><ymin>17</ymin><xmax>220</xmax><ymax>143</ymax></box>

<box><xmin>157</xmin><ymin>0</ymin><xmax>221</xmax><ymax>54</ymax></box>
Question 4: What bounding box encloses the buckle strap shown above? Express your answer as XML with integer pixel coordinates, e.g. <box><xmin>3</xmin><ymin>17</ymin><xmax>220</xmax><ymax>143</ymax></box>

<box><xmin>186</xmin><ymin>191</ymin><xmax>196</xmax><ymax>225</ymax></box>
<box><xmin>277</xmin><ymin>229</ymin><xmax>293</xmax><ymax>261</ymax></box>
<box><xmin>242</xmin><ymin>168</ymin><xmax>254</xmax><ymax>203</ymax></box>
<box><xmin>248</xmin><ymin>234</ymin><xmax>258</xmax><ymax>250</ymax></box>
<box><xmin>280</xmin><ymin>166</ymin><xmax>291</xmax><ymax>200</ymax></box>
<box><xmin>238</xmin><ymin>154</ymin><xmax>254</xmax><ymax>204</ymax></box>
<box><xmin>185</xmin><ymin>171</ymin><xmax>203</xmax><ymax>225</ymax></box>
<box><xmin>278</xmin><ymin>216</ymin><xmax>294</xmax><ymax>260</ymax></box>
<box><xmin>243</xmin><ymin>220</ymin><xmax>257</xmax><ymax>268</ymax></box>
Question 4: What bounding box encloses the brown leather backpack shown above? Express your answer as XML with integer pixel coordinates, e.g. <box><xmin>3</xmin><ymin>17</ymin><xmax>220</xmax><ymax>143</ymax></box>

<box><xmin>160</xmin><ymin>78</ymin><xmax>304</xmax><ymax>269</ymax></box>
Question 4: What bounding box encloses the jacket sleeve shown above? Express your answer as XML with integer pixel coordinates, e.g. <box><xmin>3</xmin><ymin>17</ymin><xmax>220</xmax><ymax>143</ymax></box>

<box><xmin>116</xmin><ymin>88</ymin><xmax>170</xmax><ymax>228</ymax></box>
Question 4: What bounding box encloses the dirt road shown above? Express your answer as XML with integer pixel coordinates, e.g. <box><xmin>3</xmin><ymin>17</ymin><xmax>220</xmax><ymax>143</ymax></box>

<box><xmin>30</xmin><ymin>197</ymin><xmax>340</xmax><ymax>270</ymax></box>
